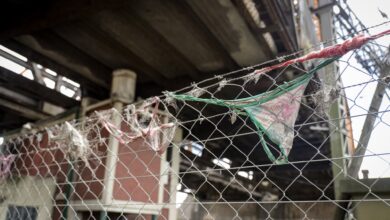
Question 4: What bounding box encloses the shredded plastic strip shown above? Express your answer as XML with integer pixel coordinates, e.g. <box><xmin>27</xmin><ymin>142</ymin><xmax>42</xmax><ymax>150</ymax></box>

<box><xmin>168</xmin><ymin>58</ymin><xmax>337</xmax><ymax>163</ymax></box>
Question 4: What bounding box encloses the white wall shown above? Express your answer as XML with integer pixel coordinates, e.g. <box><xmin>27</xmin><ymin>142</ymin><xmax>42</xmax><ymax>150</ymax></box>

<box><xmin>0</xmin><ymin>176</ymin><xmax>56</xmax><ymax>220</ymax></box>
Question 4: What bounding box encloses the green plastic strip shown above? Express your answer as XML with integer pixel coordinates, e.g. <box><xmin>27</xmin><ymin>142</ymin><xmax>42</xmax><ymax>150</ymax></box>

<box><xmin>170</xmin><ymin>57</ymin><xmax>338</xmax><ymax>164</ymax></box>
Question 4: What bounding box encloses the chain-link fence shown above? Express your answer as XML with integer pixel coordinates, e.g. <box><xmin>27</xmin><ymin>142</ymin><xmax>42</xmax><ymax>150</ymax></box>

<box><xmin>0</xmin><ymin>27</ymin><xmax>390</xmax><ymax>220</ymax></box>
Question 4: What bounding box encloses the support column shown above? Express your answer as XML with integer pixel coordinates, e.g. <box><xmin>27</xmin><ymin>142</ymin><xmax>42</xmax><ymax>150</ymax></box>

<box><xmin>317</xmin><ymin>0</ymin><xmax>345</xmax><ymax>201</ymax></box>
<box><xmin>348</xmin><ymin>54</ymin><xmax>390</xmax><ymax>177</ymax></box>
<box><xmin>169</xmin><ymin>128</ymin><xmax>183</xmax><ymax>220</ymax></box>
<box><xmin>101</xmin><ymin>69</ymin><xmax>137</xmax><ymax>207</ymax></box>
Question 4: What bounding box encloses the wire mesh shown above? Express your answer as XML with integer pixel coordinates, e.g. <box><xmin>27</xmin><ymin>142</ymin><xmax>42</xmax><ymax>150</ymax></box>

<box><xmin>0</xmin><ymin>26</ymin><xmax>390</xmax><ymax>220</ymax></box>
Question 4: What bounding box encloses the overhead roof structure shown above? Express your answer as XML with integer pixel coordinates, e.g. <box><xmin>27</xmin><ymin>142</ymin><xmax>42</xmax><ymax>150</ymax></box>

<box><xmin>0</xmin><ymin>0</ymin><xmax>336</xmax><ymax>203</ymax></box>
<box><xmin>0</xmin><ymin>0</ymin><xmax>297</xmax><ymax>131</ymax></box>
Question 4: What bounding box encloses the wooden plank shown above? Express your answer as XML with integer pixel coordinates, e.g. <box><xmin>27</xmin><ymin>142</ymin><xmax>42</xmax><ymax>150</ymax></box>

<box><xmin>0</xmin><ymin>66</ymin><xmax>79</xmax><ymax>108</ymax></box>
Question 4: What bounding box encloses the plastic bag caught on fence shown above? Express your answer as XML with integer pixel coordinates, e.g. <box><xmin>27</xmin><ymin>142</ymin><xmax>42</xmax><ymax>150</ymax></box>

<box><xmin>47</xmin><ymin>122</ymin><xmax>94</xmax><ymax>165</ymax></box>
<box><xmin>97</xmin><ymin>98</ymin><xmax>177</xmax><ymax>153</ymax></box>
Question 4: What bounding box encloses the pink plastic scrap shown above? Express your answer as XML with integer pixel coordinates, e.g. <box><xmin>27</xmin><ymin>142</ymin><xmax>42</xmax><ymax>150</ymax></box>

<box><xmin>97</xmin><ymin>97</ymin><xmax>176</xmax><ymax>153</ymax></box>
<box><xmin>0</xmin><ymin>154</ymin><xmax>16</xmax><ymax>179</ymax></box>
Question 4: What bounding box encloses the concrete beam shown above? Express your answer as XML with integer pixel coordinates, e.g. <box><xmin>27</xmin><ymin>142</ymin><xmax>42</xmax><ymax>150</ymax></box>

<box><xmin>0</xmin><ymin>98</ymin><xmax>48</xmax><ymax>120</ymax></box>
<box><xmin>15</xmin><ymin>31</ymin><xmax>111</xmax><ymax>88</ymax></box>
<box><xmin>0</xmin><ymin>66</ymin><xmax>79</xmax><ymax>108</ymax></box>
<box><xmin>340</xmin><ymin>178</ymin><xmax>390</xmax><ymax>194</ymax></box>
<box><xmin>2</xmin><ymin>40</ymin><xmax>108</xmax><ymax>98</ymax></box>
<box><xmin>90</xmin><ymin>10</ymin><xmax>201</xmax><ymax>80</ymax></box>
<box><xmin>126</xmin><ymin>0</ymin><xmax>238</xmax><ymax>72</ymax></box>
<box><xmin>0</xmin><ymin>0</ymin><xmax>127</xmax><ymax>41</ymax></box>
<box><xmin>0</xmin><ymin>86</ymin><xmax>38</xmax><ymax>107</ymax></box>
<box><xmin>186</xmin><ymin>0</ymin><xmax>270</xmax><ymax>66</ymax></box>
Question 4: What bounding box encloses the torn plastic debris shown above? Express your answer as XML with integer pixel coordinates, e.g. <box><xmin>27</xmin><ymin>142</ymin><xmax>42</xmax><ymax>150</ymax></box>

<box><xmin>187</xmin><ymin>84</ymin><xmax>206</xmax><ymax>98</ymax></box>
<box><xmin>47</xmin><ymin>121</ymin><xmax>93</xmax><ymax>167</ymax></box>
<box><xmin>0</xmin><ymin>154</ymin><xmax>16</xmax><ymax>179</ymax></box>
<box><xmin>312</xmin><ymin>83</ymin><xmax>340</xmax><ymax>117</ymax></box>
<box><xmin>168</xmin><ymin>58</ymin><xmax>337</xmax><ymax>163</ymax></box>
<box><xmin>97</xmin><ymin>97</ymin><xmax>176</xmax><ymax>153</ymax></box>
<box><xmin>217</xmin><ymin>79</ymin><xmax>228</xmax><ymax>92</ymax></box>
<box><xmin>163</xmin><ymin>91</ymin><xmax>179</xmax><ymax>111</ymax></box>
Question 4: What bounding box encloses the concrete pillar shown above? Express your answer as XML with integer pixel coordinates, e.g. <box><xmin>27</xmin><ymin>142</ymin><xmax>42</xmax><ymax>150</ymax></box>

<box><xmin>169</xmin><ymin>128</ymin><xmax>183</xmax><ymax>220</ymax></box>
<box><xmin>317</xmin><ymin>0</ymin><xmax>345</xmax><ymax>200</ymax></box>
<box><xmin>102</xmin><ymin>69</ymin><xmax>137</xmax><ymax>206</ymax></box>
<box><xmin>110</xmin><ymin>69</ymin><xmax>137</xmax><ymax>104</ymax></box>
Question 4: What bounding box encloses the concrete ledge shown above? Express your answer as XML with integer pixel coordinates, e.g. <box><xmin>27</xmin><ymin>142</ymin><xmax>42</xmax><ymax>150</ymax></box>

<box><xmin>340</xmin><ymin>178</ymin><xmax>390</xmax><ymax>194</ymax></box>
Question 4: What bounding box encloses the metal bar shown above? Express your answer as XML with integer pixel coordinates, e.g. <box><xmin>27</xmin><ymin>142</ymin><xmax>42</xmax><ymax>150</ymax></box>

<box><xmin>0</xmin><ymin>48</ymin><xmax>31</xmax><ymax>69</ymax></box>
<box><xmin>62</xmin><ymin>160</ymin><xmax>76</xmax><ymax>220</ymax></box>
<box><xmin>348</xmin><ymin>55</ymin><xmax>390</xmax><ymax>177</ymax></box>
<box><xmin>181</xmin><ymin>161</ymin><xmax>264</xmax><ymax>198</ymax></box>
<box><xmin>169</xmin><ymin>128</ymin><xmax>182</xmax><ymax>220</ymax></box>
<box><xmin>62</xmin><ymin>107</ymin><xmax>81</xmax><ymax>220</ymax></box>
<box><xmin>31</xmin><ymin>62</ymin><xmax>45</xmax><ymax>84</ymax></box>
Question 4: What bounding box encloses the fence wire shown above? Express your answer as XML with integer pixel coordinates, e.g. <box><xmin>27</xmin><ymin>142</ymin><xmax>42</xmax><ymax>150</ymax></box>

<box><xmin>0</xmin><ymin>28</ymin><xmax>390</xmax><ymax>220</ymax></box>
